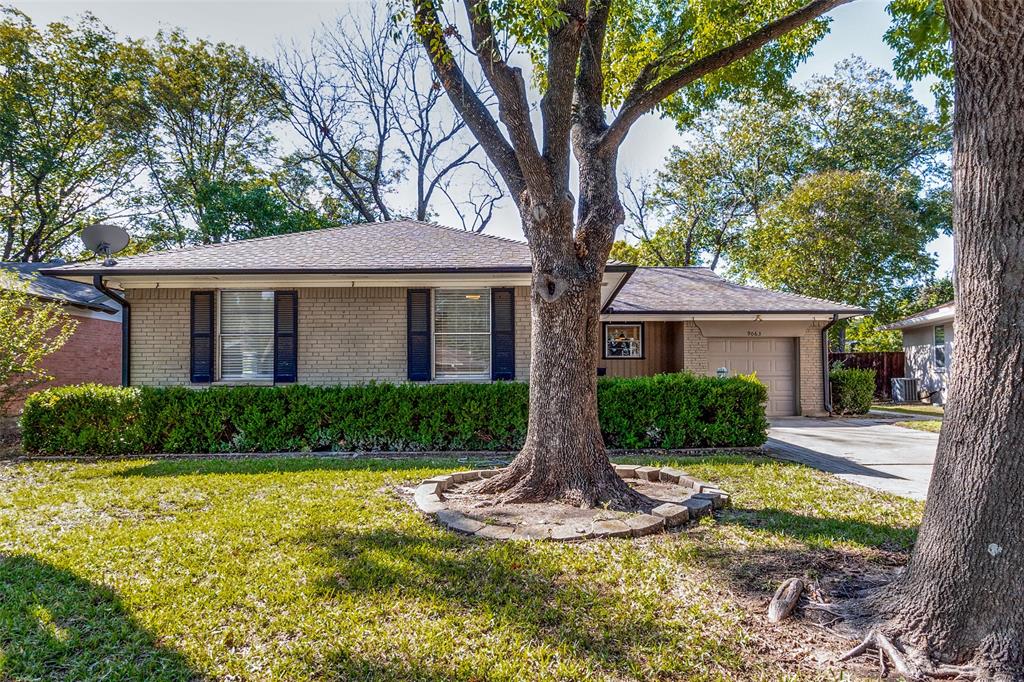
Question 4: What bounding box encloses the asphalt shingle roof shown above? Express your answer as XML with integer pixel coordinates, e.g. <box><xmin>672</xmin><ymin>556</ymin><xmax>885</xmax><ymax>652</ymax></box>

<box><xmin>1</xmin><ymin>262</ymin><xmax>118</xmax><ymax>313</ymax></box>
<box><xmin>42</xmin><ymin>220</ymin><xmax>559</xmax><ymax>275</ymax></box>
<box><xmin>604</xmin><ymin>267</ymin><xmax>867</xmax><ymax>315</ymax></box>
<box><xmin>880</xmin><ymin>301</ymin><xmax>954</xmax><ymax>330</ymax></box>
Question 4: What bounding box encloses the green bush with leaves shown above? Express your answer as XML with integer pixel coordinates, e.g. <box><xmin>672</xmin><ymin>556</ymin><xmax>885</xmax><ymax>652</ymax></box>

<box><xmin>829</xmin><ymin>366</ymin><xmax>876</xmax><ymax>415</ymax></box>
<box><xmin>22</xmin><ymin>374</ymin><xmax>768</xmax><ymax>456</ymax></box>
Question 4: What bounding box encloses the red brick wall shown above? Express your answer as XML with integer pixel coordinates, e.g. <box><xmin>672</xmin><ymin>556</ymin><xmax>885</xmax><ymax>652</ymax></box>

<box><xmin>40</xmin><ymin>314</ymin><xmax>122</xmax><ymax>387</ymax></box>
<box><xmin>7</xmin><ymin>311</ymin><xmax>121</xmax><ymax>413</ymax></box>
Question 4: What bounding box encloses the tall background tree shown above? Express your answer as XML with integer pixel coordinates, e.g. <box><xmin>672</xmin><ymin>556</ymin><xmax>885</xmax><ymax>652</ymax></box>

<box><xmin>139</xmin><ymin>31</ymin><xmax>293</xmax><ymax>245</ymax></box>
<box><xmin>275</xmin><ymin>5</ymin><xmax>502</xmax><ymax>228</ymax></box>
<box><xmin>0</xmin><ymin>8</ymin><xmax>149</xmax><ymax>261</ymax></box>
<box><xmin>613</xmin><ymin>58</ymin><xmax>951</xmax><ymax>349</ymax></box>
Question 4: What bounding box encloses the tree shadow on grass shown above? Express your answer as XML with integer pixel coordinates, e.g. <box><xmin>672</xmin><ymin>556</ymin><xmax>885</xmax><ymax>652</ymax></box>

<box><xmin>303</xmin><ymin>526</ymin><xmax>694</xmax><ymax>681</ymax></box>
<box><xmin>692</xmin><ymin>506</ymin><xmax>915</xmax><ymax>611</ymax></box>
<box><xmin>0</xmin><ymin>554</ymin><xmax>202</xmax><ymax>682</ymax></box>
<box><xmin>719</xmin><ymin>506</ymin><xmax>919</xmax><ymax>552</ymax></box>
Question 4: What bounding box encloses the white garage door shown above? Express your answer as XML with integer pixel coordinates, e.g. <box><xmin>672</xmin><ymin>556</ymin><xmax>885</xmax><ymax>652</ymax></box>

<box><xmin>707</xmin><ymin>337</ymin><xmax>797</xmax><ymax>416</ymax></box>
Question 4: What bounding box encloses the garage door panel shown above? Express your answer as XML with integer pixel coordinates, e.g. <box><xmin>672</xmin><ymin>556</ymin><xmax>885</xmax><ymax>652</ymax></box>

<box><xmin>706</xmin><ymin>337</ymin><xmax>797</xmax><ymax>417</ymax></box>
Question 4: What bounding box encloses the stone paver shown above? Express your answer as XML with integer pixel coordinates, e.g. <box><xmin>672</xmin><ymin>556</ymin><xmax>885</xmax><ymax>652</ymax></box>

<box><xmin>634</xmin><ymin>466</ymin><xmax>661</xmax><ymax>482</ymax></box>
<box><xmin>475</xmin><ymin>524</ymin><xmax>515</xmax><ymax>540</ymax></box>
<box><xmin>614</xmin><ymin>464</ymin><xmax>641</xmax><ymax>478</ymax></box>
<box><xmin>651</xmin><ymin>502</ymin><xmax>689</xmax><ymax>527</ymax></box>
<box><xmin>692</xmin><ymin>492</ymin><xmax>725</xmax><ymax>510</ymax></box>
<box><xmin>435</xmin><ymin>510</ymin><xmax>485</xmax><ymax>534</ymax></box>
<box><xmin>768</xmin><ymin>416</ymin><xmax>938</xmax><ymax>500</ymax></box>
<box><xmin>681</xmin><ymin>497</ymin><xmax>713</xmax><ymax>517</ymax></box>
<box><xmin>591</xmin><ymin>519</ymin><xmax>632</xmax><ymax>538</ymax></box>
<box><xmin>625</xmin><ymin>514</ymin><xmax>665</xmax><ymax>536</ymax></box>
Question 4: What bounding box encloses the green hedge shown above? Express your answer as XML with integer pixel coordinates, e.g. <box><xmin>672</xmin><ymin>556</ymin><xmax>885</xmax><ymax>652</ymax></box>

<box><xmin>22</xmin><ymin>373</ymin><xmax>768</xmax><ymax>456</ymax></box>
<box><xmin>829</xmin><ymin>366</ymin><xmax>875</xmax><ymax>415</ymax></box>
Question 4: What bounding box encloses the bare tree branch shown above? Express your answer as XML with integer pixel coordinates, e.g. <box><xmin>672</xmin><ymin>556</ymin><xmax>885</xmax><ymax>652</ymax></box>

<box><xmin>413</xmin><ymin>0</ymin><xmax>525</xmax><ymax>203</ymax></box>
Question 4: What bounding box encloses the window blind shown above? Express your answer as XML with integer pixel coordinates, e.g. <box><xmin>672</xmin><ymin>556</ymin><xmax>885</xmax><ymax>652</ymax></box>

<box><xmin>434</xmin><ymin>289</ymin><xmax>490</xmax><ymax>380</ymax></box>
<box><xmin>220</xmin><ymin>290</ymin><xmax>275</xmax><ymax>380</ymax></box>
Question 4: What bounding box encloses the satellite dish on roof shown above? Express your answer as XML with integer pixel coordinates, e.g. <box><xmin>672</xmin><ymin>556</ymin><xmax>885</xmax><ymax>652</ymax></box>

<box><xmin>81</xmin><ymin>223</ymin><xmax>129</xmax><ymax>266</ymax></box>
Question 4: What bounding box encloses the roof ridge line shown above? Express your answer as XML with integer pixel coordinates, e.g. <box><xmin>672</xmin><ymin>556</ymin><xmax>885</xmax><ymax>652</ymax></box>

<box><xmin>80</xmin><ymin>219</ymin><xmax>529</xmax><ymax>267</ymax></box>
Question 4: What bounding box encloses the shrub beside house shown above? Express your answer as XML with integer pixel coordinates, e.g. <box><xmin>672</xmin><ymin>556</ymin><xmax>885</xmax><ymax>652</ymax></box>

<box><xmin>23</xmin><ymin>373</ymin><xmax>769</xmax><ymax>456</ymax></box>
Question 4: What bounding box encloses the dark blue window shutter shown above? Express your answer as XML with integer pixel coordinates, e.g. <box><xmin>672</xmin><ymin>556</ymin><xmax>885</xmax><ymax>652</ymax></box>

<box><xmin>274</xmin><ymin>291</ymin><xmax>298</xmax><ymax>383</ymax></box>
<box><xmin>407</xmin><ymin>289</ymin><xmax>431</xmax><ymax>381</ymax></box>
<box><xmin>190</xmin><ymin>291</ymin><xmax>214</xmax><ymax>383</ymax></box>
<box><xmin>491</xmin><ymin>287</ymin><xmax>515</xmax><ymax>380</ymax></box>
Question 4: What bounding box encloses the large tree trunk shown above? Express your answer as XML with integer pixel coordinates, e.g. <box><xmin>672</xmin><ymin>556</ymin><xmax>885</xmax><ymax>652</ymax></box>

<box><xmin>876</xmin><ymin>2</ymin><xmax>1024</xmax><ymax>676</ymax></box>
<box><xmin>477</xmin><ymin>266</ymin><xmax>640</xmax><ymax>508</ymax></box>
<box><xmin>478</xmin><ymin>155</ymin><xmax>642</xmax><ymax>509</ymax></box>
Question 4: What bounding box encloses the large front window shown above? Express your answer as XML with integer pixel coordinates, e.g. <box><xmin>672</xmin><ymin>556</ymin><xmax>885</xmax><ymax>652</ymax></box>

<box><xmin>220</xmin><ymin>290</ymin><xmax>275</xmax><ymax>380</ymax></box>
<box><xmin>434</xmin><ymin>289</ymin><xmax>490</xmax><ymax>380</ymax></box>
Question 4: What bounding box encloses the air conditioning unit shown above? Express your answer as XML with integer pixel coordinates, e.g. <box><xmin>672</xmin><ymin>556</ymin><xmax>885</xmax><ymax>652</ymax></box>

<box><xmin>891</xmin><ymin>378</ymin><xmax>918</xmax><ymax>404</ymax></box>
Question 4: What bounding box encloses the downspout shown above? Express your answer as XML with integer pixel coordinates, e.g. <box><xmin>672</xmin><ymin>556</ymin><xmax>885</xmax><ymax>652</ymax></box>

<box><xmin>820</xmin><ymin>313</ymin><xmax>840</xmax><ymax>414</ymax></box>
<box><xmin>93</xmin><ymin>275</ymin><xmax>130</xmax><ymax>387</ymax></box>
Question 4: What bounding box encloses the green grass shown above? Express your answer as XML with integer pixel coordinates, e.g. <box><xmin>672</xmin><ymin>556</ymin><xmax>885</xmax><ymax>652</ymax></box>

<box><xmin>872</xmin><ymin>403</ymin><xmax>944</xmax><ymax>417</ymax></box>
<box><xmin>0</xmin><ymin>455</ymin><xmax>923</xmax><ymax>681</ymax></box>
<box><xmin>895</xmin><ymin>420</ymin><xmax>943</xmax><ymax>433</ymax></box>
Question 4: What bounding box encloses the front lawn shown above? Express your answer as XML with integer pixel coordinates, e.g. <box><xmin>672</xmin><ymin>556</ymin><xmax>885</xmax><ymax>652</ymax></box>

<box><xmin>895</xmin><ymin>420</ymin><xmax>943</xmax><ymax>433</ymax></box>
<box><xmin>0</xmin><ymin>455</ymin><xmax>923</xmax><ymax>681</ymax></box>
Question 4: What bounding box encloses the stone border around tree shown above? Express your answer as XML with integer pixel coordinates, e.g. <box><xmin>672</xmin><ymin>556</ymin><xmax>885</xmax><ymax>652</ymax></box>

<box><xmin>413</xmin><ymin>464</ymin><xmax>731</xmax><ymax>541</ymax></box>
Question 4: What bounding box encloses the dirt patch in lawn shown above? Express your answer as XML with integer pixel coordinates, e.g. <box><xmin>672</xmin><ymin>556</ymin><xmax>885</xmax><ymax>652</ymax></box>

<box><xmin>443</xmin><ymin>478</ymin><xmax>693</xmax><ymax>525</ymax></box>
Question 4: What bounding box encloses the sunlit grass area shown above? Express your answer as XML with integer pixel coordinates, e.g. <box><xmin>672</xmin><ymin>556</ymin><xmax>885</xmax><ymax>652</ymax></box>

<box><xmin>0</xmin><ymin>455</ymin><xmax>923</xmax><ymax>681</ymax></box>
<box><xmin>872</xmin><ymin>403</ymin><xmax>944</xmax><ymax>417</ymax></box>
<box><xmin>894</xmin><ymin>420</ymin><xmax>943</xmax><ymax>433</ymax></box>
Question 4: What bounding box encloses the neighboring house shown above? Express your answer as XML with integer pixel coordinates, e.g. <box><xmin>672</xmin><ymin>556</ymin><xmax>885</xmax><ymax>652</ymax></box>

<box><xmin>881</xmin><ymin>301</ymin><xmax>955</xmax><ymax>404</ymax></box>
<box><xmin>2</xmin><ymin>262</ymin><xmax>123</xmax><ymax>410</ymax></box>
<box><xmin>44</xmin><ymin>221</ymin><xmax>865</xmax><ymax>417</ymax></box>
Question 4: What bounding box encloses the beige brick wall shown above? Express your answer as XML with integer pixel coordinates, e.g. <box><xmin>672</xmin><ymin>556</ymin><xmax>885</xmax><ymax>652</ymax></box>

<box><xmin>680</xmin><ymin>321</ymin><xmax>708</xmax><ymax>374</ymax></box>
<box><xmin>126</xmin><ymin>284</ymin><xmax>824</xmax><ymax>409</ymax></box>
<box><xmin>513</xmin><ymin>286</ymin><xmax>531</xmax><ymax>381</ymax></box>
<box><xmin>127</xmin><ymin>285</ymin><xmax>533</xmax><ymax>386</ymax></box>
<box><xmin>798</xmin><ymin>320</ymin><xmax>827</xmax><ymax>416</ymax></box>
<box><xmin>298</xmin><ymin>287</ymin><xmax>406</xmax><ymax>384</ymax></box>
<box><xmin>126</xmin><ymin>288</ymin><xmax>191</xmax><ymax>386</ymax></box>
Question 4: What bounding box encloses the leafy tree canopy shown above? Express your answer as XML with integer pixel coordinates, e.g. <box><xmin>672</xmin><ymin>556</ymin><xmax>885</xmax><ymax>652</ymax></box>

<box><xmin>614</xmin><ymin>58</ymin><xmax>950</xmax><ymax>289</ymax></box>
<box><xmin>0</xmin><ymin>8</ymin><xmax>150</xmax><ymax>261</ymax></box>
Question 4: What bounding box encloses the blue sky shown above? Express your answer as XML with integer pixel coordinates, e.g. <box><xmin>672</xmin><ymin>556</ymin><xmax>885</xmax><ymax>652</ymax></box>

<box><xmin>12</xmin><ymin>0</ymin><xmax>953</xmax><ymax>276</ymax></box>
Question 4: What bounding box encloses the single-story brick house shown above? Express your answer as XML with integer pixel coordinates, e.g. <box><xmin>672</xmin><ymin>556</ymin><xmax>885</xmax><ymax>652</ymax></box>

<box><xmin>2</xmin><ymin>262</ymin><xmax>122</xmax><ymax>411</ymax></box>
<box><xmin>881</xmin><ymin>301</ymin><xmax>954</xmax><ymax>404</ymax></box>
<box><xmin>44</xmin><ymin>221</ymin><xmax>865</xmax><ymax>416</ymax></box>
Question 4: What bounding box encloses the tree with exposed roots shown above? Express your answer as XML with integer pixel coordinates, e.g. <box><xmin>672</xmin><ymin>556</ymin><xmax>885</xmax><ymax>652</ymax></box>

<box><xmin>832</xmin><ymin>3</ymin><xmax>1024</xmax><ymax>680</ymax></box>
<box><xmin>407</xmin><ymin>0</ymin><xmax>854</xmax><ymax>508</ymax></box>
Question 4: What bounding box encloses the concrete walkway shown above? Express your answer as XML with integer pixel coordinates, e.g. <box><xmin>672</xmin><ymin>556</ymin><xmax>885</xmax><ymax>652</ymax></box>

<box><xmin>766</xmin><ymin>417</ymin><xmax>939</xmax><ymax>500</ymax></box>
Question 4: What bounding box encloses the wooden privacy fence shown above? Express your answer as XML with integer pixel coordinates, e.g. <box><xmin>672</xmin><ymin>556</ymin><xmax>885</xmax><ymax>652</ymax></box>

<box><xmin>828</xmin><ymin>351</ymin><xmax>906</xmax><ymax>400</ymax></box>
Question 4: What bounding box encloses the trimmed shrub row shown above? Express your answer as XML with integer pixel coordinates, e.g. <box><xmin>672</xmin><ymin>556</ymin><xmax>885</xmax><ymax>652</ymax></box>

<box><xmin>21</xmin><ymin>373</ymin><xmax>768</xmax><ymax>456</ymax></box>
<box><xmin>829</xmin><ymin>365</ymin><xmax>876</xmax><ymax>415</ymax></box>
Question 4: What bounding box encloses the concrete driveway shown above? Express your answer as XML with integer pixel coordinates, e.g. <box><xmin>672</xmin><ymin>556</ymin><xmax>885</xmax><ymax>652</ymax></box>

<box><xmin>766</xmin><ymin>416</ymin><xmax>939</xmax><ymax>500</ymax></box>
